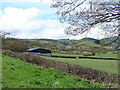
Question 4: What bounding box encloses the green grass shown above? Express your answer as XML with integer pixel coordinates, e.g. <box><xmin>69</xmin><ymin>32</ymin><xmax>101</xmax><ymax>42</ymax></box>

<box><xmin>2</xmin><ymin>55</ymin><xmax>107</xmax><ymax>88</ymax></box>
<box><xmin>44</xmin><ymin>57</ymin><xmax>118</xmax><ymax>74</ymax></box>
<box><xmin>52</xmin><ymin>51</ymin><xmax>118</xmax><ymax>59</ymax></box>
<box><xmin>77</xmin><ymin>40</ymin><xmax>100</xmax><ymax>47</ymax></box>
<box><xmin>91</xmin><ymin>51</ymin><xmax>118</xmax><ymax>59</ymax></box>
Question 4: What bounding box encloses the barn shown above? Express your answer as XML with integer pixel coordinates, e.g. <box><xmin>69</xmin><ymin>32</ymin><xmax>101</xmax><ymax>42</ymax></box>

<box><xmin>27</xmin><ymin>48</ymin><xmax>51</xmax><ymax>57</ymax></box>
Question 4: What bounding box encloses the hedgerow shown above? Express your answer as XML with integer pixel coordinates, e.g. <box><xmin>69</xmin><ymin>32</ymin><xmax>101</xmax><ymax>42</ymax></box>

<box><xmin>2</xmin><ymin>50</ymin><xmax>119</xmax><ymax>86</ymax></box>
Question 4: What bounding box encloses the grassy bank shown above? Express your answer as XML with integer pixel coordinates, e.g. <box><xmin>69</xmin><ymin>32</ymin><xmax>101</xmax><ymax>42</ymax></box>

<box><xmin>2</xmin><ymin>55</ymin><xmax>107</xmax><ymax>88</ymax></box>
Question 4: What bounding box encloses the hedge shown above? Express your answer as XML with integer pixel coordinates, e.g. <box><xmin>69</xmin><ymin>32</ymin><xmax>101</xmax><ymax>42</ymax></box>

<box><xmin>2</xmin><ymin>50</ymin><xmax>119</xmax><ymax>86</ymax></box>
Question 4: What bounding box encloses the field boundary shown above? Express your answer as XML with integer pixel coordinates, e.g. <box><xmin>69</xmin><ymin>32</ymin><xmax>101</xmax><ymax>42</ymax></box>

<box><xmin>2</xmin><ymin>50</ymin><xmax>119</xmax><ymax>86</ymax></box>
<box><xmin>52</xmin><ymin>55</ymin><xmax>118</xmax><ymax>60</ymax></box>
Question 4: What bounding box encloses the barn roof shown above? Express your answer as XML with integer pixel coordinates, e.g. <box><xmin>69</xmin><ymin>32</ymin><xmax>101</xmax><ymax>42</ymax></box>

<box><xmin>27</xmin><ymin>48</ymin><xmax>51</xmax><ymax>53</ymax></box>
<box><xmin>27</xmin><ymin>48</ymin><xmax>39</xmax><ymax>51</ymax></box>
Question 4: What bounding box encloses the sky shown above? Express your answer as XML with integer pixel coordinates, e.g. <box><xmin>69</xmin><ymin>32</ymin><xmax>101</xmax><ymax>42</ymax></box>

<box><xmin>0</xmin><ymin>0</ymin><xmax>105</xmax><ymax>40</ymax></box>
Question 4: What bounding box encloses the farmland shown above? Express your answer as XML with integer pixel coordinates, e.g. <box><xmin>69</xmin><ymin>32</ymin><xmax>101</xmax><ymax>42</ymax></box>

<box><xmin>1</xmin><ymin>0</ymin><xmax>119</xmax><ymax>88</ymax></box>
<box><xmin>1</xmin><ymin>37</ymin><xmax>119</xmax><ymax>88</ymax></box>
<box><xmin>2</xmin><ymin>55</ymin><xmax>107</xmax><ymax>88</ymax></box>
<box><xmin>52</xmin><ymin>50</ymin><xmax>118</xmax><ymax>59</ymax></box>
<box><xmin>3</xmin><ymin>37</ymin><xmax>117</xmax><ymax>54</ymax></box>
<box><xmin>43</xmin><ymin>56</ymin><xmax>118</xmax><ymax>74</ymax></box>
<box><xmin>43</xmin><ymin>50</ymin><xmax>118</xmax><ymax>74</ymax></box>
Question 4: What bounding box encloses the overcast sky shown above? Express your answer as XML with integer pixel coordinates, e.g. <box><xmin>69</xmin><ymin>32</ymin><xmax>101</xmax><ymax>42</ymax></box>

<box><xmin>0</xmin><ymin>0</ymin><xmax>104</xmax><ymax>39</ymax></box>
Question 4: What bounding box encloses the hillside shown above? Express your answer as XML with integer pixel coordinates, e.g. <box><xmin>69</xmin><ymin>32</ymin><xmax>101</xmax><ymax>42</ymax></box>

<box><xmin>82</xmin><ymin>37</ymin><xmax>99</xmax><ymax>41</ymax></box>
<box><xmin>2</xmin><ymin>37</ymin><xmax>117</xmax><ymax>54</ymax></box>
<box><xmin>100</xmin><ymin>36</ymin><xmax>118</xmax><ymax>46</ymax></box>
<box><xmin>2</xmin><ymin>55</ymin><xmax>107</xmax><ymax>88</ymax></box>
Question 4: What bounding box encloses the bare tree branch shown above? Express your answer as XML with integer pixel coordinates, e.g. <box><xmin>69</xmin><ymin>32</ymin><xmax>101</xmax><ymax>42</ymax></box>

<box><xmin>51</xmin><ymin>0</ymin><xmax>120</xmax><ymax>45</ymax></box>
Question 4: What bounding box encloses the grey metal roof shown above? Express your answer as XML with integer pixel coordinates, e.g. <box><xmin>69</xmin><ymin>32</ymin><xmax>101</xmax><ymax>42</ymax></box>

<box><xmin>27</xmin><ymin>48</ymin><xmax>39</xmax><ymax>51</ymax></box>
<box><xmin>27</xmin><ymin>48</ymin><xmax>51</xmax><ymax>53</ymax></box>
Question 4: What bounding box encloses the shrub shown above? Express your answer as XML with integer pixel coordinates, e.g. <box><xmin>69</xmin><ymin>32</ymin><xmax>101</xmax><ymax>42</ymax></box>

<box><xmin>2</xmin><ymin>39</ymin><xmax>29</xmax><ymax>52</ymax></box>
<box><xmin>2</xmin><ymin>50</ymin><xmax>14</xmax><ymax>57</ymax></box>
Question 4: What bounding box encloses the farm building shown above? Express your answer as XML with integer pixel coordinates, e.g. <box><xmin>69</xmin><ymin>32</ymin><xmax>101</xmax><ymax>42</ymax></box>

<box><xmin>27</xmin><ymin>48</ymin><xmax>51</xmax><ymax>57</ymax></box>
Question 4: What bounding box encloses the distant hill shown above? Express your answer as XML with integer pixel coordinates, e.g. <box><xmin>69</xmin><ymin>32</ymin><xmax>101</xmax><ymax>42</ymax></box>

<box><xmin>100</xmin><ymin>36</ymin><xmax>118</xmax><ymax>46</ymax></box>
<box><xmin>82</xmin><ymin>37</ymin><xmax>99</xmax><ymax>41</ymax></box>
<box><xmin>3</xmin><ymin>36</ymin><xmax>117</xmax><ymax>54</ymax></box>
<box><xmin>83</xmin><ymin>37</ymin><xmax>98</xmax><ymax>41</ymax></box>
<box><xmin>82</xmin><ymin>36</ymin><xmax>118</xmax><ymax>46</ymax></box>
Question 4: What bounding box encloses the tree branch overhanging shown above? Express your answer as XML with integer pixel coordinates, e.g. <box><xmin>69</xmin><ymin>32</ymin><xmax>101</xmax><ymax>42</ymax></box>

<box><xmin>51</xmin><ymin>0</ymin><xmax>120</xmax><ymax>45</ymax></box>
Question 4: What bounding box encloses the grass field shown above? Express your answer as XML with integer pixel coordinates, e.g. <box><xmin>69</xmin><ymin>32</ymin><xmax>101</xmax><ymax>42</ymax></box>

<box><xmin>89</xmin><ymin>51</ymin><xmax>118</xmax><ymax>59</ymax></box>
<box><xmin>44</xmin><ymin>56</ymin><xmax>118</xmax><ymax>74</ymax></box>
<box><xmin>2</xmin><ymin>55</ymin><xmax>107</xmax><ymax>88</ymax></box>
<box><xmin>52</xmin><ymin>51</ymin><xmax>118</xmax><ymax>59</ymax></box>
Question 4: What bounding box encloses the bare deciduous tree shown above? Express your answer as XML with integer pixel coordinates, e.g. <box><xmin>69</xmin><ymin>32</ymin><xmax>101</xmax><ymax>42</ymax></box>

<box><xmin>51</xmin><ymin>0</ymin><xmax>120</xmax><ymax>45</ymax></box>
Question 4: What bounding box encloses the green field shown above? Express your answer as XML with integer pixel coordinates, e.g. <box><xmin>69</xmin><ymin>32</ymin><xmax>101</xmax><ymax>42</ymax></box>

<box><xmin>44</xmin><ymin>56</ymin><xmax>118</xmax><ymax>74</ymax></box>
<box><xmin>88</xmin><ymin>51</ymin><xmax>118</xmax><ymax>59</ymax></box>
<box><xmin>2</xmin><ymin>55</ymin><xmax>107</xmax><ymax>88</ymax></box>
<box><xmin>52</xmin><ymin>51</ymin><xmax>118</xmax><ymax>59</ymax></box>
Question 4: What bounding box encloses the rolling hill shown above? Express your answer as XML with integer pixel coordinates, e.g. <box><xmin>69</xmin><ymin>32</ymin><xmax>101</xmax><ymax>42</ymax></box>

<box><xmin>2</xmin><ymin>36</ymin><xmax>117</xmax><ymax>54</ymax></box>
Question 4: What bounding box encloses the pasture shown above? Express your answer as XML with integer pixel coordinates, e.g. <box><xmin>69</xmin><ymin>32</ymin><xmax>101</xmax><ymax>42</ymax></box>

<box><xmin>2</xmin><ymin>55</ymin><xmax>107</xmax><ymax>88</ymax></box>
<box><xmin>52</xmin><ymin>51</ymin><xmax>118</xmax><ymax>59</ymax></box>
<box><xmin>44</xmin><ymin>52</ymin><xmax>118</xmax><ymax>74</ymax></box>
